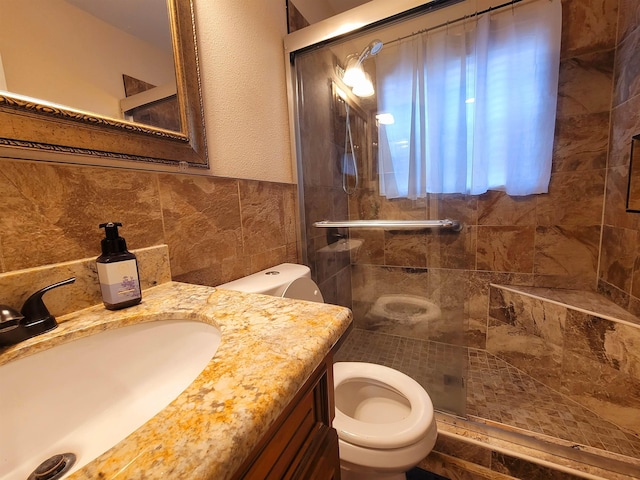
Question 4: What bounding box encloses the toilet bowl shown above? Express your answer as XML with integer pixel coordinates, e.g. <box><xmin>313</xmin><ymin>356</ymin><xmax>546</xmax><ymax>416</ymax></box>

<box><xmin>334</xmin><ymin>362</ymin><xmax>437</xmax><ymax>480</ymax></box>
<box><xmin>218</xmin><ymin>263</ymin><xmax>437</xmax><ymax>479</ymax></box>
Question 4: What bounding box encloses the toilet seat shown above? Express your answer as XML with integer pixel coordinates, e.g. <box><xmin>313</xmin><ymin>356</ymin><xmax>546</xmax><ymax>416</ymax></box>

<box><xmin>282</xmin><ymin>278</ymin><xmax>324</xmax><ymax>302</ymax></box>
<box><xmin>333</xmin><ymin>362</ymin><xmax>435</xmax><ymax>450</ymax></box>
<box><xmin>369</xmin><ymin>294</ymin><xmax>441</xmax><ymax>323</ymax></box>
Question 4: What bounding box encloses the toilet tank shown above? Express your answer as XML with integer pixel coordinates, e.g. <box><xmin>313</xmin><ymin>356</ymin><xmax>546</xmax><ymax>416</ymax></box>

<box><xmin>217</xmin><ymin>263</ymin><xmax>311</xmax><ymax>296</ymax></box>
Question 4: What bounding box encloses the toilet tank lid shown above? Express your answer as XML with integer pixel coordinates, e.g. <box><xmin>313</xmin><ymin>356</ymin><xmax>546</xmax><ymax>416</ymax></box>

<box><xmin>217</xmin><ymin>263</ymin><xmax>311</xmax><ymax>294</ymax></box>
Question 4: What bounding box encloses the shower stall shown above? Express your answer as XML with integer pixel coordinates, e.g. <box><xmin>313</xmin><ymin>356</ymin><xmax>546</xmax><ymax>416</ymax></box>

<box><xmin>287</xmin><ymin>0</ymin><xmax>640</xmax><ymax>477</ymax></box>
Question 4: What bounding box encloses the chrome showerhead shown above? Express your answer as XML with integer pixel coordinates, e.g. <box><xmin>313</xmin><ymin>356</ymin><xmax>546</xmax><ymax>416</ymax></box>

<box><xmin>369</xmin><ymin>39</ymin><xmax>384</xmax><ymax>55</ymax></box>
<box><xmin>340</xmin><ymin>39</ymin><xmax>383</xmax><ymax>97</ymax></box>
<box><xmin>357</xmin><ymin>39</ymin><xmax>383</xmax><ymax>63</ymax></box>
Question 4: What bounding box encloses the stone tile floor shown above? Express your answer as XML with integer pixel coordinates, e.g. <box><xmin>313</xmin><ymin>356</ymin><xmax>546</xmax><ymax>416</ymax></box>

<box><xmin>334</xmin><ymin>328</ymin><xmax>640</xmax><ymax>460</ymax></box>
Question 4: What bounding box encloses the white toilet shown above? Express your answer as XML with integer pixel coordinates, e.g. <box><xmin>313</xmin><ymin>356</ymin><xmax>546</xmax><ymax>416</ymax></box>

<box><xmin>218</xmin><ymin>263</ymin><xmax>438</xmax><ymax>479</ymax></box>
<box><xmin>333</xmin><ymin>361</ymin><xmax>437</xmax><ymax>480</ymax></box>
<box><xmin>218</xmin><ymin>263</ymin><xmax>324</xmax><ymax>302</ymax></box>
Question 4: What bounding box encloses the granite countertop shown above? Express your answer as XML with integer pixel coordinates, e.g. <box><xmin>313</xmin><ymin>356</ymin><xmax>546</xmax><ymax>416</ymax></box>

<box><xmin>0</xmin><ymin>281</ymin><xmax>352</xmax><ymax>480</ymax></box>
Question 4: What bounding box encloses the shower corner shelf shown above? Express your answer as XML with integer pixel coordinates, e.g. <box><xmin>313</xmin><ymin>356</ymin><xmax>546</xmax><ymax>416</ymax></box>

<box><xmin>312</xmin><ymin>219</ymin><xmax>462</xmax><ymax>231</ymax></box>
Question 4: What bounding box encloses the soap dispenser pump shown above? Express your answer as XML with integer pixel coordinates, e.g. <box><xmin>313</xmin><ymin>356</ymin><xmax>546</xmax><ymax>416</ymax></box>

<box><xmin>96</xmin><ymin>222</ymin><xmax>142</xmax><ymax>310</ymax></box>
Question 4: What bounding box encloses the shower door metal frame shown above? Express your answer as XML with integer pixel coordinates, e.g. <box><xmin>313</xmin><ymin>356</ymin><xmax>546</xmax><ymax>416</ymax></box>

<box><xmin>284</xmin><ymin>0</ymin><xmax>447</xmax><ymax>55</ymax></box>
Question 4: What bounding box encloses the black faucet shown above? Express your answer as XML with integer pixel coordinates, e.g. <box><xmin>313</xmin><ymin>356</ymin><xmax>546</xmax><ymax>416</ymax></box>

<box><xmin>0</xmin><ymin>277</ymin><xmax>76</xmax><ymax>347</ymax></box>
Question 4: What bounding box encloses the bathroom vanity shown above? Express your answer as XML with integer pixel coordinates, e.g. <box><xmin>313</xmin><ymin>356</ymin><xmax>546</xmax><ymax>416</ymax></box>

<box><xmin>0</xmin><ymin>281</ymin><xmax>352</xmax><ymax>480</ymax></box>
<box><xmin>233</xmin><ymin>351</ymin><xmax>341</xmax><ymax>479</ymax></box>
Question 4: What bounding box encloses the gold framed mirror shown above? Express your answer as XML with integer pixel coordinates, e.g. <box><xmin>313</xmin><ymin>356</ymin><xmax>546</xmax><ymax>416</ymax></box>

<box><xmin>0</xmin><ymin>0</ymin><xmax>207</xmax><ymax>168</ymax></box>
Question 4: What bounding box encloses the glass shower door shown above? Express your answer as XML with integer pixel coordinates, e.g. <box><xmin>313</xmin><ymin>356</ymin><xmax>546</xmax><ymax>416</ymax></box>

<box><xmin>292</xmin><ymin>25</ymin><xmax>468</xmax><ymax>417</ymax></box>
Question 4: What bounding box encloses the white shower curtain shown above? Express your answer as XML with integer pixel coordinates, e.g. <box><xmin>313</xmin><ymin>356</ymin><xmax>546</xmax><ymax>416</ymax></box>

<box><xmin>376</xmin><ymin>0</ymin><xmax>562</xmax><ymax>199</ymax></box>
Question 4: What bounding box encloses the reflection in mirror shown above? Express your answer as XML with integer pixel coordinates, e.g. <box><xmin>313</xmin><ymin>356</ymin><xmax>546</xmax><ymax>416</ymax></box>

<box><xmin>1</xmin><ymin>0</ymin><xmax>177</xmax><ymax>131</ymax></box>
<box><xmin>0</xmin><ymin>0</ymin><xmax>208</xmax><ymax>167</ymax></box>
<box><xmin>627</xmin><ymin>134</ymin><xmax>640</xmax><ymax>212</ymax></box>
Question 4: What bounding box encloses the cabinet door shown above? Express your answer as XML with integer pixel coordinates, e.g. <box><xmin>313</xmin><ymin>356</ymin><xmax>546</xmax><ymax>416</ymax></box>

<box><xmin>234</xmin><ymin>354</ymin><xmax>341</xmax><ymax>480</ymax></box>
<box><xmin>243</xmin><ymin>386</ymin><xmax>318</xmax><ymax>479</ymax></box>
<box><xmin>290</xmin><ymin>426</ymin><xmax>341</xmax><ymax>480</ymax></box>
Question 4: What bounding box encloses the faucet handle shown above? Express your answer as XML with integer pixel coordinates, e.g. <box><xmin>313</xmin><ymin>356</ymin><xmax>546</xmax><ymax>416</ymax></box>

<box><xmin>20</xmin><ymin>277</ymin><xmax>76</xmax><ymax>326</ymax></box>
<box><xmin>0</xmin><ymin>305</ymin><xmax>23</xmax><ymax>331</ymax></box>
<box><xmin>0</xmin><ymin>278</ymin><xmax>75</xmax><ymax>347</ymax></box>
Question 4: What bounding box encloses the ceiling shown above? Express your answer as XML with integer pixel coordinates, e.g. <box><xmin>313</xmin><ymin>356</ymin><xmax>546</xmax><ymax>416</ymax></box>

<box><xmin>291</xmin><ymin>0</ymin><xmax>372</xmax><ymax>25</ymax></box>
<box><xmin>64</xmin><ymin>0</ymin><xmax>371</xmax><ymax>52</ymax></box>
<box><xmin>64</xmin><ymin>0</ymin><xmax>172</xmax><ymax>53</ymax></box>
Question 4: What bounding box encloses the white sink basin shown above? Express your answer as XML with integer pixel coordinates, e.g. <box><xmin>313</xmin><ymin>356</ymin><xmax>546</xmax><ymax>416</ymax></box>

<box><xmin>0</xmin><ymin>319</ymin><xmax>221</xmax><ymax>480</ymax></box>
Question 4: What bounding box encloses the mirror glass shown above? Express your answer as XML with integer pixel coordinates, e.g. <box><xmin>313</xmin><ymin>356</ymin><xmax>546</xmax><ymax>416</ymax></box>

<box><xmin>0</xmin><ymin>0</ymin><xmax>207</xmax><ymax>166</ymax></box>
<box><xmin>627</xmin><ymin>134</ymin><xmax>640</xmax><ymax>212</ymax></box>
<box><xmin>0</xmin><ymin>0</ymin><xmax>178</xmax><ymax>132</ymax></box>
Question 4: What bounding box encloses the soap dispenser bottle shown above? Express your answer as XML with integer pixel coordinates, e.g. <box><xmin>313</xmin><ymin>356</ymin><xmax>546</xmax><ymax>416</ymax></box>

<box><xmin>96</xmin><ymin>222</ymin><xmax>142</xmax><ymax>310</ymax></box>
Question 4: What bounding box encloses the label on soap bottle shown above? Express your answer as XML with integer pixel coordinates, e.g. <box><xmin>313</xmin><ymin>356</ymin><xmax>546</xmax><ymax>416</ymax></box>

<box><xmin>97</xmin><ymin>259</ymin><xmax>141</xmax><ymax>305</ymax></box>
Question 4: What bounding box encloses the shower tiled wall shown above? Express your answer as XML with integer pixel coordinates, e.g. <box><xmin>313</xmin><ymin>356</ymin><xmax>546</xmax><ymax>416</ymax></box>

<box><xmin>487</xmin><ymin>284</ymin><xmax>640</xmax><ymax>437</ymax></box>
<box><xmin>600</xmin><ymin>0</ymin><xmax>640</xmax><ymax>315</ymax></box>
<box><xmin>0</xmin><ymin>157</ymin><xmax>298</xmax><ymax>293</ymax></box>
<box><xmin>331</xmin><ymin>0</ymin><xmax>618</xmax><ymax>350</ymax></box>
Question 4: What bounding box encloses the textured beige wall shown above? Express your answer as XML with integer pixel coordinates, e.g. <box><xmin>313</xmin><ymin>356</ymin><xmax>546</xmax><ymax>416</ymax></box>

<box><xmin>195</xmin><ymin>0</ymin><xmax>294</xmax><ymax>184</ymax></box>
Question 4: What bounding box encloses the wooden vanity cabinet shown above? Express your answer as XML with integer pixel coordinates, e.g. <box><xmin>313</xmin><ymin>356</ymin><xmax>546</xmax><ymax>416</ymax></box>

<box><xmin>232</xmin><ymin>352</ymin><xmax>341</xmax><ymax>480</ymax></box>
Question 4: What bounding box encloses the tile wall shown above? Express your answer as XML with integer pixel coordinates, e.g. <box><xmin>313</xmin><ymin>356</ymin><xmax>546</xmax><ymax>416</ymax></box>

<box><xmin>0</xmin><ymin>245</ymin><xmax>172</xmax><ymax>319</ymax></box>
<box><xmin>0</xmin><ymin>157</ymin><xmax>298</xmax><ymax>300</ymax></box>
<box><xmin>297</xmin><ymin>0</ymin><xmax>620</xmax><ymax>350</ymax></box>
<box><xmin>600</xmin><ymin>0</ymin><xmax>640</xmax><ymax>314</ymax></box>
<box><xmin>487</xmin><ymin>284</ymin><xmax>640</xmax><ymax>437</ymax></box>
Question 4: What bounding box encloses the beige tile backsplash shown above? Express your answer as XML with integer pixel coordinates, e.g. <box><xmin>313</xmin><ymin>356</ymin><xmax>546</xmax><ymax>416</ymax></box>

<box><xmin>0</xmin><ymin>157</ymin><xmax>298</xmax><ymax>307</ymax></box>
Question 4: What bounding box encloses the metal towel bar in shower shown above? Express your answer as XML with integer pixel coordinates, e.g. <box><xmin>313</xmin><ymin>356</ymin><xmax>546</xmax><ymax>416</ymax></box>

<box><xmin>312</xmin><ymin>219</ymin><xmax>462</xmax><ymax>231</ymax></box>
